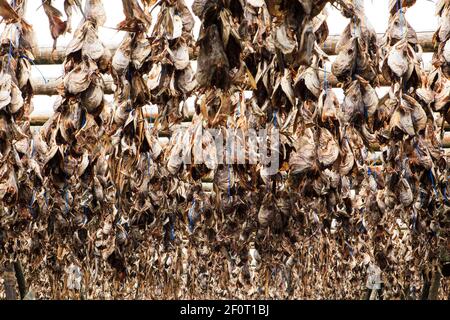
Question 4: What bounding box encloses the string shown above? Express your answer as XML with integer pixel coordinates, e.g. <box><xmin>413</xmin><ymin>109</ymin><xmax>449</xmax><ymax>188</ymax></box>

<box><xmin>7</xmin><ymin>33</ymin><xmax>13</xmax><ymax>73</ymax></box>
<box><xmin>29</xmin><ymin>137</ymin><xmax>37</xmax><ymax>217</ymax></box>
<box><xmin>428</xmin><ymin>170</ymin><xmax>438</xmax><ymax>199</ymax></box>
<box><xmin>6</xmin><ymin>0</ymin><xmax>16</xmax><ymax>73</ymax></box>
<box><xmin>20</xmin><ymin>55</ymin><xmax>49</xmax><ymax>84</ymax></box>
<box><xmin>170</xmin><ymin>223</ymin><xmax>175</xmax><ymax>241</ymax></box>
<box><xmin>30</xmin><ymin>138</ymin><xmax>35</xmax><ymax>158</ymax></box>
<box><xmin>148</xmin><ymin>106</ymin><xmax>153</xmax><ymax>127</ymax></box>
<box><xmin>44</xmin><ymin>190</ymin><xmax>49</xmax><ymax>208</ymax></box>
<box><xmin>443</xmin><ymin>180</ymin><xmax>449</xmax><ymax>203</ymax></box>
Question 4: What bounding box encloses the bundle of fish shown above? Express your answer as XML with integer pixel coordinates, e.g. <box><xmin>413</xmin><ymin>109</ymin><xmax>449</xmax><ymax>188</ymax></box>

<box><xmin>364</xmin><ymin>0</ymin><xmax>448</xmax><ymax>298</ymax></box>
<box><xmin>1</xmin><ymin>0</ymin><xmax>449</xmax><ymax>300</ymax></box>
<box><xmin>42</xmin><ymin>0</ymin><xmax>84</xmax><ymax>52</ymax></box>
<box><xmin>430</xmin><ymin>0</ymin><xmax>450</xmax><ymax>279</ymax></box>
<box><xmin>22</xmin><ymin>0</ymin><xmax>118</xmax><ymax>298</ymax></box>
<box><xmin>0</xmin><ymin>0</ymin><xmax>39</xmax><ymax>298</ymax></box>
<box><xmin>105</xmin><ymin>0</ymin><xmax>191</xmax><ymax>298</ymax></box>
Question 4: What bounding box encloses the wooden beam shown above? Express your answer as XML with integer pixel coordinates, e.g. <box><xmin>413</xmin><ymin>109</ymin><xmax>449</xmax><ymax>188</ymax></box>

<box><xmin>428</xmin><ymin>270</ymin><xmax>442</xmax><ymax>300</ymax></box>
<box><xmin>32</xmin><ymin>32</ymin><xmax>435</xmax><ymax>64</ymax></box>
<box><xmin>30</xmin><ymin>66</ymin><xmax>433</xmax><ymax>96</ymax></box>
<box><xmin>13</xmin><ymin>261</ymin><xmax>27</xmax><ymax>300</ymax></box>
<box><xmin>322</xmin><ymin>32</ymin><xmax>435</xmax><ymax>55</ymax></box>
<box><xmin>30</xmin><ymin>75</ymin><xmax>116</xmax><ymax>96</ymax></box>
<box><xmin>3</xmin><ymin>263</ymin><xmax>17</xmax><ymax>300</ymax></box>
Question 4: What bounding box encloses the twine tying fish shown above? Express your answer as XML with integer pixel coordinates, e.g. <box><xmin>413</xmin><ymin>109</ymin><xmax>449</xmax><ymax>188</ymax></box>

<box><xmin>170</xmin><ymin>223</ymin><xmax>175</xmax><ymax>241</ymax></box>
<box><xmin>20</xmin><ymin>54</ymin><xmax>49</xmax><ymax>84</ymax></box>
<box><xmin>397</xmin><ymin>0</ymin><xmax>405</xmax><ymax>37</ymax></box>
<box><xmin>428</xmin><ymin>169</ymin><xmax>439</xmax><ymax>199</ymax></box>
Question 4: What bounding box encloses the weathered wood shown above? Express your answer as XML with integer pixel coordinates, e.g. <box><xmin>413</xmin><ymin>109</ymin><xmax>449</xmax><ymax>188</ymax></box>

<box><xmin>322</xmin><ymin>32</ymin><xmax>435</xmax><ymax>55</ymax></box>
<box><xmin>3</xmin><ymin>263</ymin><xmax>17</xmax><ymax>300</ymax></box>
<box><xmin>428</xmin><ymin>270</ymin><xmax>442</xmax><ymax>300</ymax></box>
<box><xmin>13</xmin><ymin>260</ymin><xmax>27</xmax><ymax>300</ymax></box>
<box><xmin>33</xmin><ymin>32</ymin><xmax>435</xmax><ymax>64</ymax></box>
<box><xmin>30</xmin><ymin>70</ymin><xmax>391</xmax><ymax>96</ymax></box>
<box><xmin>30</xmin><ymin>75</ymin><xmax>116</xmax><ymax>96</ymax></box>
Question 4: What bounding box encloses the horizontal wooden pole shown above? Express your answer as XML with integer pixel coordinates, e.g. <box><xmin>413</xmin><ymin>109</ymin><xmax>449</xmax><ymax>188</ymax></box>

<box><xmin>30</xmin><ymin>66</ymin><xmax>432</xmax><ymax>96</ymax></box>
<box><xmin>322</xmin><ymin>32</ymin><xmax>435</xmax><ymax>55</ymax></box>
<box><xmin>33</xmin><ymin>32</ymin><xmax>435</xmax><ymax>64</ymax></box>
<box><xmin>30</xmin><ymin>75</ymin><xmax>116</xmax><ymax>96</ymax></box>
<box><xmin>155</xmin><ymin>133</ymin><xmax>450</xmax><ymax>150</ymax></box>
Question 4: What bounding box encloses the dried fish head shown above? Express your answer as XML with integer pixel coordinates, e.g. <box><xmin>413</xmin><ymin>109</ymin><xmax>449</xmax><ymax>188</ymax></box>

<box><xmin>294</xmin><ymin>66</ymin><xmax>320</xmax><ymax>100</ymax></box>
<box><xmin>81</xmin><ymin>76</ymin><xmax>104</xmax><ymax>114</ymax></box>
<box><xmin>317</xmin><ymin>127</ymin><xmax>339</xmax><ymax>167</ymax></box>
<box><xmin>196</xmin><ymin>24</ymin><xmax>230</xmax><ymax>89</ymax></box>
<box><xmin>319</xmin><ymin>88</ymin><xmax>339</xmax><ymax>124</ymax></box>
<box><xmin>386</xmin><ymin>38</ymin><xmax>409</xmax><ymax>78</ymax></box>
<box><xmin>82</xmin><ymin>23</ymin><xmax>105</xmax><ymax>61</ymax></box>
<box><xmin>398</xmin><ymin>177</ymin><xmax>413</xmax><ymax>207</ymax></box>
<box><xmin>64</xmin><ymin>60</ymin><xmax>94</xmax><ymax>94</ymax></box>
<box><xmin>332</xmin><ymin>37</ymin><xmax>357</xmax><ymax>81</ymax></box>
<box><xmin>112</xmin><ymin>34</ymin><xmax>132</xmax><ymax>75</ymax></box>
<box><xmin>342</xmin><ymin>80</ymin><xmax>364</xmax><ymax>123</ymax></box>
<box><xmin>289</xmin><ymin>128</ymin><xmax>316</xmax><ymax>174</ymax></box>
<box><xmin>339</xmin><ymin>137</ymin><xmax>355</xmax><ymax>176</ymax></box>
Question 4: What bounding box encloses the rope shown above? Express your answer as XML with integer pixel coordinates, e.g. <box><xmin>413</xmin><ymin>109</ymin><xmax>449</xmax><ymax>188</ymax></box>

<box><xmin>44</xmin><ymin>190</ymin><xmax>49</xmax><ymax>208</ymax></box>
<box><xmin>80</xmin><ymin>109</ymin><xmax>87</xmax><ymax>128</ymax></box>
<box><xmin>30</xmin><ymin>138</ymin><xmax>35</xmax><ymax>158</ymax></box>
<box><xmin>170</xmin><ymin>223</ymin><xmax>175</xmax><ymax>241</ymax></box>
<box><xmin>6</xmin><ymin>0</ymin><xmax>16</xmax><ymax>73</ymax></box>
<box><xmin>7</xmin><ymin>33</ymin><xmax>13</xmax><ymax>73</ymax></box>
<box><xmin>29</xmin><ymin>137</ymin><xmax>37</xmax><ymax>217</ymax></box>
<box><xmin>428</xmin><ymin>169</ymin><xmax>439</xmax><ymax>199</ymax></box>
<box><xmin>20</xmin><ymin>54</ymin><xmax>49</xmax><ymax>84</ymax></box>
<box><xmin>443</xmin><ymin>181</ymin><xmax>449</xmax><ymax>203</ymax></box>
